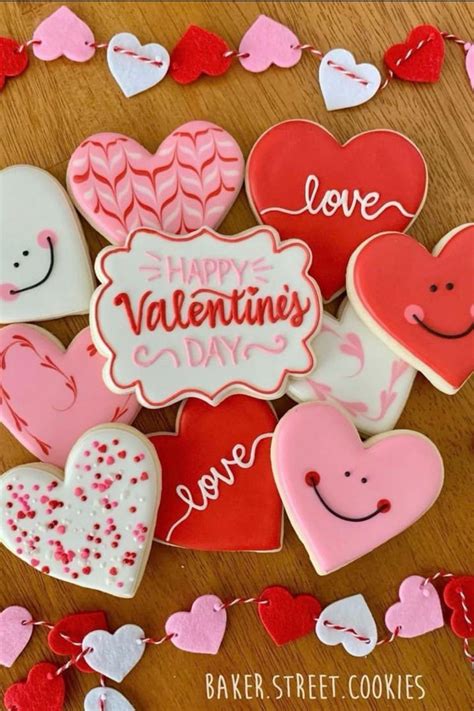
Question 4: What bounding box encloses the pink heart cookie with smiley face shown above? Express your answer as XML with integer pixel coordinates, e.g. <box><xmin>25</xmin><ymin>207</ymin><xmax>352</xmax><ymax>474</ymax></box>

<box><xmin>347</xmin><ymin>224</ymin><xmax>474</xmax><ymax>394</ymax></box>
<box><xmin>272</xmin><ymin>402</ymin><xmax>444</xmax><ymax>574</ymax></box>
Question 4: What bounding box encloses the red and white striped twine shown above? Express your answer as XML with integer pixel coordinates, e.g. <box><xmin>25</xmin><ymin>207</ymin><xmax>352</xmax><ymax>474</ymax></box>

<box><xmin>52</xmin><ymin>647</ymin><xmax>91</xmax><ymax>678</ymax></box>
<box><xmin>321</xmin><ymin>620</ymin><xmax>372</xmax><ymax>644</ymax></box>
<box><xmin>293</xmin><ymin>43</ymin><xmax>323</xmax><ymax>59</ymax></box>
<box><xmin>111</xmin><ymin>45</ymin><xmax>164</xmax><ymax>66</ymax></box>
<box><xmin>142</xmin><ymin>632</ymin><xmax>174</xmax><ymax>645</ymax></box>
<box><xmin>22</xmin><ymin>618</ymin><xmax>83</xmax><ymax>646</ymax></box>
<box><xmin>441</xmin><ymin>31</ymin><xmax>469</xmax><ymax>47</ymax></box>
<box><xmin>223</xmin><ymin>49</ymin><xmax>249</xmax><ymax>59</ymax></box>
<box><xmin>16</xmin><ymin>38</ymin><xmax>41</xmax><ymax>53</ymax></box>
<box><xmin>422</xmin><ymin>570</ymin><xmax>454</xmax><ymax>587</ymax></box>
<box><xmin>217</xmin><ymin>596</ymin><xmax>269</xmax><ymax>611</ymax></box>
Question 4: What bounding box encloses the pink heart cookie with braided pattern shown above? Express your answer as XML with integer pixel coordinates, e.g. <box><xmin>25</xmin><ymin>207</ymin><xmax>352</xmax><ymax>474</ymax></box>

<box><xmin>67</xmin><ymin>121</ymin><xmax>244</xmax><ymax>245</ymax></box>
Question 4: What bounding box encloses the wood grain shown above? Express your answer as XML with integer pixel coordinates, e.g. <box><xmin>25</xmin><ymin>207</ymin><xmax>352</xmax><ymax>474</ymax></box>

<box><xmin>0</xmin><ymin>2</ymin><xmax>473</xmax><ymax>709</ymax></box>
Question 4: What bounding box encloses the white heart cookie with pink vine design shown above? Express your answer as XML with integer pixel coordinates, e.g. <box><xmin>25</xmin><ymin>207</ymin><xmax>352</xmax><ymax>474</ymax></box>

<box><xmin>67</xmin><ymin>121</ymin><xmax>244</xmax><ymax>245</ymax></box>
<box><xmin>287</xmin><ymin>301</ymin><xmax>416</xmax><ymax>434</ymax></box>
<box><xmin>0</xmin><ymin>425</ymin><xmax>161</xmax><ymax>598</ymax></box>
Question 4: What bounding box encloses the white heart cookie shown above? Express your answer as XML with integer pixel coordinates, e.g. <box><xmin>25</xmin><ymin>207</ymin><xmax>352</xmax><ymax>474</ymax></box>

<box><xmin>315</xmin><ymin>594</ymin><xmax>377</xmax><ymax>656</ymax></box>
<box><xmin>83</xmin><ymin>624</ymin><xmax>145</xmax><ymax>682</ymax></box>
<box><xmin>0</xmin><ymin>165</ymin><xmax>94</xmax><ymax>323</ymax></box>
<box><xmin>0</xmin><ymin>424</ymin><xmax>161</xmax><ymax>598</ymax></box>
<box><xmin>287</xmin><ymin>300</ymin><xmax>416</xmax><ymax>434</ymax></box>
<box><xmin>319</xmin><ymin>49</ymin><xmax>381</xmax><ymax>111</ymax></box>
<box><xmin>107</xmin><ymin>32</ymin><xmax>170</xmax><ymax>97</ymax></box>
<box><xmin>84</xmin><ymin>687</ymin><xmax>135</xmax><ymax>711</ymax></box>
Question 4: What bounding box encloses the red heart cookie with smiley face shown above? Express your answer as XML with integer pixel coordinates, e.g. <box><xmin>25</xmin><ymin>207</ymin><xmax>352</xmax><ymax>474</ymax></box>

<box><xmin>347</xmin><ymin>224</ymin><xmax>474</xmax><ymax>394</ymax></box>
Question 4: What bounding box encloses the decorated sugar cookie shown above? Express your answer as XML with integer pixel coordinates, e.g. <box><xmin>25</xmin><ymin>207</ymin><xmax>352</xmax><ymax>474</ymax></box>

<box><xmin>287</xmin><ymin>300</ymin><xmax>416</xmax><ymax>435</ymax></box>
<box><xmin>0</xmin><ymin>424</ymin><xmax>161</xmax><ymax>597</ymax></box>
<box><xmin>91</xmin><ymin>225</ymin><xmax>321</xmax><ymax>407</ymax></box>
<box><xmin>67</xmin><ymin>121</ymin><xmax>244</xmax><ymax>245</ymax></box>
<box><xmin>246</xmin><ymin>120</ymin><xmax>427</xmax><ymax>301</ymax></box>
<box><xmin>271</xmin><ymin>402</ymin><xmax>444</xmax><ymax>574</ymax></box>
<box><xmin>0</xmin><ymin>325</ymin><xmax>141</xmax><ymax>467</ymax></box>
<box><xmin>150</xmin><ymin>396</ymin><xmax>282</xmax><ymax>551</ymax></box>
<box><xmin>347</xmin><ymin>224</ymin><xmax>474</xmax><ymax>394</ymax></box>
<box><xmin>0</xmin><ymin>165</ymin><xmax>94</xmax><ymax>323</ymax></box>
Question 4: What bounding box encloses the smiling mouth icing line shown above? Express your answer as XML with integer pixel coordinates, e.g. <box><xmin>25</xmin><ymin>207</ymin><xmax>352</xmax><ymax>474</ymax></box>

<box><xmin>9</xmin><ymin>235</ymin><xmax>55</xmax><ymax>296</ymax></box>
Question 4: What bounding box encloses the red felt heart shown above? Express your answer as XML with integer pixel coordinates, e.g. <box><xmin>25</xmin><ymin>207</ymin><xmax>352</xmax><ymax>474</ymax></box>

<box><xmin>348</xmin><ymin>224</ymin><xmax>474</xmax><ymax>394</ymax></box>
<box><xmin>0</xmin><ymin>37</ymin><xmax>29</xmax><ymax>90</ymax></box>
<box><xmin>258</xmin><ymin>586</ymin><xmax>322</xmax><ymax>645</ymax></box>
<box><xmin>3</xmin><ymin>662</ymin><xmax>65</xmax><ymax>711</ymax></box>
<box><xmin>443</xmin><ymin>576</ymin><xmax>474</xmax><ymax>639</ymax></box>
<box><xmin>384</xmin><ymin>25</ymin><xmax>445</xmax><ymax>83</ymax></box>
<box><xmin>48</xmin><ymin>611</ymin><xmax>108</xmax><ymax>673</ymax></box>
<box><xmin>150</xmin><ymin>396</ymin><xmax>281</xmax><ymax>551</ymax></box>
<box><xmin>170</xmin><ymin>25</ymin><xmax>232</xmax><ymax>84</ymax></box>
<box><xmin>246</xmin><ymin>120</ymin><xmax>427</xmax><ymax>301</ymax></box>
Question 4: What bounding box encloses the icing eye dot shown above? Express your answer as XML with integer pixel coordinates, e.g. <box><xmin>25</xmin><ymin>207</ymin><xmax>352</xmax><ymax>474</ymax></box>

<box><xmin>446</xmin><ymin>282</ymin><xmax>454</xmax><ymax>290</ymax></box>
<box><xmin>22</xmin><ymin>250</ymin><xmax>29</xmax><ymax>257</ymax></box>
<box><xmin>361</xmin><ymin>477</ymin><xmax>368</xmax><ymax>484</ymax></box>
<box><xmin>305</xmin><ymin>471</ymin><xmax>320</xmax><ymax>487</ymax></box>
<box><xmin>429</xmin><ymin>284</ymin><xmax>438</xmax><ymax>292</ymax></box>
<box><xmin>344</xmin><ymin>471</ymin><xmax>351</xmax><ymax>477</ymax></box>
<box><xmin>13</xmin><ymin>262</ymin><xmax>20</xmax><ymax>268</ymax></box>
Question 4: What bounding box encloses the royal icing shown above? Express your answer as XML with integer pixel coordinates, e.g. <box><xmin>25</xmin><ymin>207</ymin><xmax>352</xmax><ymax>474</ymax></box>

<box><xmin>0</xmin><ymin>425</ymin><xmax>161</xmax><ymax>597</ymax></box>
<box><xmin>246</xmin><ymin>120</ymin><xmax>427</xmax><ymax>300</ymax></box>
<box><xmin>107</xmin><ymin>32</ymin><xmax>170</xmax><ymax>97</ymax></box>
<box><xmin>91</xmin><ymin>225</ymin><xmax>321</xmax><ymax>407</ymax></box>
<box><xmin>0</xmin><ymin>325</ymin><xmax>141</xmax><ymax>467</ymax></box>
<box><xmin>66</xmin><ymin>121</ymin><xmax>244</xmax><ymax>245</ymax></box>
<box><xmin>271</xmin><ymin>402</ymin><xmax>444</xmax><ymax>574</ymax></box>
<box><xmin>287</xmin><ymin>300</ymin><xmax>416</xmax><ymax>435</ymax></box>
<box><xmin>347</xmin><ymin>224</ymin><xmax>474</xmax><ymax>394</ymax></box>
<box><xmin>0</xmin><ymin>165</ymin><xmax>94</xmax><ymax>323</ymax></box>
<box><xmin>150</xmin><ymin>396</ymin><xmax>281</xmax><ymax>551</ymax></box>
<box><xmin>319</xmin><ymin>49</ymin><xmax>381</xmax><ymax>110</ymax></box>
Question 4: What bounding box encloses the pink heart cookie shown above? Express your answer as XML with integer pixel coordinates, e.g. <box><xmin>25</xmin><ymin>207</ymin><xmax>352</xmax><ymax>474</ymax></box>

<box><xmin>0</xmin><ymin>606</ymin><xmax>33</xmax><ymax>667</ymax></box>
<box><xmin>67</xmin><ymin>121</ymin><xmax>244</xmax><ymax>245</ymax></box>
<box><xmin>165</xmin><ymin>595</ymin><xmax>227</xmax><ymax>654</ymax></box>
<box><xmin>271</xmin><ymin>402</ymin><xmax>444</xmax><ymax>574</ymax></box>
<box><xmin>385</xmin><ymin>575</ymin><xmax>444</xmax><ymax>638</ymax></box>
<box><xmin>0</xmin><ymin>325</ymin><xmax>141</xmax><ymax>468</ymax></box>
<box><xmin>238</xmin><ymin>15</ymin><xmax>302</xmax><ymax>73</ymax></box>
<box><xmin>32</xmin><ymin>6</ymin><xmax>96</xmax><ymax>62</ymax></box>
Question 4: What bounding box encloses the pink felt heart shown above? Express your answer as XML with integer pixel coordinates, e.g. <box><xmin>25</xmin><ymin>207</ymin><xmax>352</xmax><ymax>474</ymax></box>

<box><xmin>465</xmin><ymin>43</ymin><xmax>474</xmax><ymax>90</ymax></box>
<box><xmin>32</xmin><ymin>6</ymin><xmax>95</xmax><ymax>62</ymax></box>
<box><xmin>67</xmin><ymin>121</ymin><xmax>244</xmax><ymax>245</ymax></box>
<box><xmin>165</xmin><ymin>595</ymin><xmax>227</xmax><ymax>654</ymax></box>
<box><xmin>238</xmin><ymin>15</ymin><xmax>302</xmax><ymax>73</ymax></box>
<box><xmin>0</xmin><ymin>325</ymin><xmax>140</xmax><ymax>467</ymax></box>
<box><xmin>385</xmin><ymin>575</ymin><xmax>444</xmax><ymax>638</ymax></box>
<box><xmin>0</xmin><ymin>606</ymin><xmax>33</xmax><ymax>667</ymax></box>
<box><xmin>272</xmin><ymin>402</ymin><xmax>444</xmax><ymax>574</ymax></box>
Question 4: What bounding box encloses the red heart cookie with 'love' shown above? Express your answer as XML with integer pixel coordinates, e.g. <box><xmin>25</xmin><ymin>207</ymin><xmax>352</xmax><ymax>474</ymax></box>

<box><xmin>150</xmin><ymin>396</ymin><xmax>282</xmax><ymax>551</ymax></box>
<box><xmin>385</xmin><ymin>25</ymin><xmax>445</xmax><ymax>83</ymax></box>
<box><xmin>246</xmin><ymin>120</ymin><xmax>427</xmax><ymax>301</ymax></box>
<box><xmin>443</xmin><ymin>576</ymin><xmax>474</xmax><ymax>639</ymax></box>
<box><xmin>258</xmin><ymin>586</ymin><xmax>322</xmax><ymax>645</ymax></box>
<box><xmin>348</xmin><ymin>224</ymin><xmax>474</xmax><ymax>394</ymax></box>
<box><xmin>3</xmin><ymin>662</ymin><xmax>65</xmax><ymax>711</ymax></box>
<box><xmin>48</xmin><ymin>611</ymin><xmax>108</xmax><ymax>673</ymax></box>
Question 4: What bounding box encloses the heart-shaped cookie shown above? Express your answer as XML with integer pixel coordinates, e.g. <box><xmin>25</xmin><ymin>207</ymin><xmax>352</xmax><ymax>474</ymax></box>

<box><xmin>150</xmin><ymin>396</ymin><xmax>281</xmax><ymax>550</ymax></box>
<box><xmin>319</xmin><ymin>49</ymin><xmax>381</xmax><ymax>110</ymax></box>
<box><xmin>271</xmin><ymin>402</ymin><xmax>444</xmax><ymax>574</ymax></box>
<box><xmin>83</xmin><ymin>624</ymin><xmax>145</xmax><ymax>681</ymax></box>
<box><xmin>246</xmin><ymin>120</ymin><xmax>427</xmax><ymax>301</ymax></box>
<box><xmin>0</xmin><ymin>425</ymin><xmax>161</xmax><ymax>597</ymax></box>
<box><xmin>0</xmin><ymin>324</ymin><xmax>141</xmax><ymax>467</ymax></box>
<box><xmin>287</xmin><ymin>300</ymin><xmax>416</xmax><ymax>435</ymax></box>
<box><xmin>347</xmin><ymin>224</ymin><xmax>474</xmax><ymax>394</ymax></box>
<box><xmin>0</xmin><ymin>165</ymin><xmax>95</xmax><ymax>324</ymax></box>
<box><xmin>67</xmin><ymin>121</ymin><xmax>244</xmax><ymax>245</ymax></box>
<box><xmin>107</xmin><ymin>32</ymin><xmax>170</xmax><ymax>97</ymax></box>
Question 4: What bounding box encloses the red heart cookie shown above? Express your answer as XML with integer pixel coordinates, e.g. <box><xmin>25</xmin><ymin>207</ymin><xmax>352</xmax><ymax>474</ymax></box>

<box><xmin>3</xmin><ymin>662</ymin><xmax>65</xmax><ymax>711</ymax></box>
<box><xmin>348</xmin><ymin>224</ymin><xmax>474</xmax><ymax>394</ymax></box>
<box><xmin>246</xmin><ymin>120</ymin><xmax>427</xmax><ymax>301</ymax></box>
<box><xmin>0</xmin><ymin>37</ymin><xmax>29</xmax><ymax>90</ymax></box>
<box><xmin>385</xmin><ymin>25</ymin><xmax>445</xmax><ymax>83</ymax></box>
<box><xmin>48</xmin><ymin>611</ymin><xmax>108</xmax><ymax>673</ymax></box>
<box><xmin>258</xmin><ymin>586</ymin><xmax>322</xmax><ymax>645</ymax></box>
<box><xmin>150</xmin><ymin>396</ymin><xmax>282</xmax><ymax>550</ymax></box>
<box><xmin>443</xmin><ymin>575</ymin><xmax>474</xmax><ymax>639</ymax></box>
<box><xmin>170</xmin><ymin>25</ymin><xmax>232</xmax><ymax>84</ymax></box>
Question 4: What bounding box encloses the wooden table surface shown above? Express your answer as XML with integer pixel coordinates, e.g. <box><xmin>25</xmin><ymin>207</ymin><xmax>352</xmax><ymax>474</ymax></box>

<box><xmin>1</xmin><ymin>2</ymin><xmax>473</xmax><ymax>710</ymax></box>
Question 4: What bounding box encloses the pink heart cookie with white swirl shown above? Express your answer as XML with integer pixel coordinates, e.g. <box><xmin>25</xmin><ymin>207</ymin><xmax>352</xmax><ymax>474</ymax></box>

<box><xmin>272</xmin><ymin>402</ymin><xmax>444</xmax><ymax>574</ymax></box>
<box><xmin>0</xmin><ymin>425</ymin><xmax>161</xmax><ymax>597</ymax></box>
<box><xmin>67</xmin><ymin>121</ymin><xmax>244</xmax><ymax>245</ymax></box>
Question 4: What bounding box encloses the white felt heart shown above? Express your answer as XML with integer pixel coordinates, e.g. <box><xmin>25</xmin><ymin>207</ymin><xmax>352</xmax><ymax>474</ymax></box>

<box><xmin>83</xmin><ymin>624</ymin><xmax>146</xmax><ymax>682</ymax></box>
<box><xmin>107</xmin><ymin>32</ymin><xmax>169</xmax><ymax>97</ymax></box>
<box><xmin>315</xmin><ymin>594</ymin><xmax>377</xmax><ymax>656</ymax></box>
<box><xmin>0</xmin><ymin>425</ymin><xmax>161</xmax><ymax>598</ymax></box>
<box><xmin>84</xmin><ymin>686</ymin><xmax>135</xmax><ymax>711</ymax></box>
<box><xmin>0</xmin><ymin>165</ymin><xmax>94</xmax><ymax>324</ymax></box>
<box><xmin>319</xmin><ymin>49</ymin><xmax>381</xmax><ymax>111</ymax></box>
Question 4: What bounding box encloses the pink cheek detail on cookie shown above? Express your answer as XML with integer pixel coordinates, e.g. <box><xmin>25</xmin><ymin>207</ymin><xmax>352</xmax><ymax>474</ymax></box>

<box><xmin>305</xmin><ymin>471</ymin><xmax>320</xmax><ymax>486</ymax></box>
<box><xmin>37</xmin><ymin>229</ymin><xmax>58</xmax><ymax>248</ymax></box>
<box><xmin>404</xmin><ymin>304</ymin><xmax>424</xmax><ymax>324</ymax></box>
<box><xmin>470</xmin><ymin>304</ymin><xmax>474</xmax><ymax>318</ymax></box>
<box><xmin>377</xmin><ymin>498</ymin><xmax>391</xmax><ymax>513</ymax></box>
<box><xmin>0</xmin><ymin>284</ymin><xmax>18</xmax><ymax>301</ymax></box>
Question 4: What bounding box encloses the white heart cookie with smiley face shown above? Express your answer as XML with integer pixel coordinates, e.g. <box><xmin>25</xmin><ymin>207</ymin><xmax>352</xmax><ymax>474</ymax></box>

<box><xmin>0</xmin><ymin>165</ymin><xmax>94</xmax><ymax>323</ymax></box>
